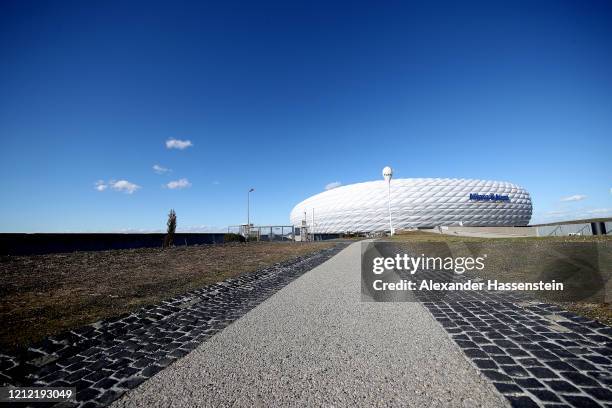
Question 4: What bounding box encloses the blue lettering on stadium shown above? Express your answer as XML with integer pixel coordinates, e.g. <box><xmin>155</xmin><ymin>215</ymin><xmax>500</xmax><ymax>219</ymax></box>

<box><xmin>469</xmin><ymin>193</ymin><xmax>510</xmax><ymax>202</ymax></box>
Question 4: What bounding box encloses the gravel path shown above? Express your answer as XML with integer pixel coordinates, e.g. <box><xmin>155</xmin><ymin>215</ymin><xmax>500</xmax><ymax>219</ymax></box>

<box><xmin>113</xmin><ymin>242</ymin><xmax>508</xmax><ymax>407</ymax></box>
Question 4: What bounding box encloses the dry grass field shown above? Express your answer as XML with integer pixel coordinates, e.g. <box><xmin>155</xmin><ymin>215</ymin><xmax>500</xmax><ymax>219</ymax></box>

<box><xmin>0</xmin><ymin>242</ymin><xmax>333</xmax><ymax>351</ymax></box>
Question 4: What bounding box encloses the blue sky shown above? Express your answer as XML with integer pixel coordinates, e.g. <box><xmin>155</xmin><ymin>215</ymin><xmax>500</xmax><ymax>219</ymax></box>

<box><xmin>1</xmin><ymin>0</ymin><xmax>611</xmax><ymax>232</ymax></box>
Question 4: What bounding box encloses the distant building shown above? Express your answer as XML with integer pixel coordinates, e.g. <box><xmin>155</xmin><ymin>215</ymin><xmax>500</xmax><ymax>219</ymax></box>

<box><xmin>290</xmin><ymin>178</ymin><xmax>532</xmax><ymax>233</ymax></box>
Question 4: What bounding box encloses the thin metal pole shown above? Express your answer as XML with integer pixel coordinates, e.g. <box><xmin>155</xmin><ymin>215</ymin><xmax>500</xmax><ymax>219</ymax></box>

<box><xmin>387</xmin><ymin>180</ymin><xmax>393</xmax><ymax>235</ymax></box>
<box><xmin>304</xmin><ymin>210</ymin><xmax>307</xmax><ymax>241</ymax></box>
<box><xmin>311</xmin><ymin>208</ymin><xmax>315</xmax><ymax>241</ymax></box>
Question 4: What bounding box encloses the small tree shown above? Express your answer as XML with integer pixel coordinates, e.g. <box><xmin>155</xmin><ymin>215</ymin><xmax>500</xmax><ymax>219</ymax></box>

<box><xmin>163</xmin><ymin>209</ymin><xmax>177</xmax><ymax>248</ymax></box>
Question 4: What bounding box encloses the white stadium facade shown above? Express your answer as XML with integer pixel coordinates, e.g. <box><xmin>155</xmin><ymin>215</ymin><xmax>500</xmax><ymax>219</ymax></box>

<box><xmin>289</xmin><ymin>178</ymin><xmax>532</xmax><ymax>233</ymax></box>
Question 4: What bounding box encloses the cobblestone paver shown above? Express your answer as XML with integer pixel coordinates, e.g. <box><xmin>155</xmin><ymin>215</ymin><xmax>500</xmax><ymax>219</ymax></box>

<box><xmin>0</xmin><ymin>244</ymin><xmax>346</xmax><ymax>407</ymax></box>
<box><xmin>369</xmin><ymin>240</ymin><xmax>612</xmax><ymax>408</ymax></box>
<box><xmin>426</xmin><ymin>299</ymin><xmax>612</xmax><ymax>408</ymax></box>
<box><xmin>418</xmin><ymin>275</ymin><xmax>612</xmax><ymax>408</ymax></box>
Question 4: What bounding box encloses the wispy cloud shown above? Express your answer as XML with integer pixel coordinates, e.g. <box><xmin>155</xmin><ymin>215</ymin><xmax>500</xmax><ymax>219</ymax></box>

<box><xmin>94</xmin><ymin>180</ymin><xmax>108</xmax><ymax>191</ymax></box>
<box><xmin>536</xmin><ymin>207</ymin><xmax>612</xmax><ymax>224</ymax></box>
<box><xmin>166</xmin><ymin>138</ymin><xmax>193</xmax><ymax>150</ymax></box>
<box><xmin>153</xmin><ymin>164</ymin><xmax>171</xmax><ymax>174</ymax></box>
<box><xmin>178</xmin><ymin>225</ymin><xmax>226</xmax><ymax>233</ymax></box>
<box><xmin>166</xmin><ymin>178</ymin><xmax>192</xmax><ymax>189</ymax></box>
<box><xmin>584</xmin><ymin>208</ymin><xmax>612</xmax><ymax>216</ymax></box>
<box><xmin>212</xmin><ymin>181</ymin><xmax>220</xmax><ymax>185</ymax></box>
<box><xmin>117</xmin><ymin>227</ymin><xmax>163</xmax><ymax>233</ymax></box>
<box><xmin>560</xmin><ymin>194</ymin><xmax>587</xmax><ymax>202</ymax></box>
<box><xmin>325</xmin><ymin>181</ymin><xmax>342</xmax><ymax>190</ymax></box>
<box><xmin>544</xmin><ymin>210</ymin><xmax>570</xmax><ymax>217</ymax></box>
<box><xmin>101</xmin><ymin>226</ymin><xmax>226</xmax><ymax>233</ymax></box>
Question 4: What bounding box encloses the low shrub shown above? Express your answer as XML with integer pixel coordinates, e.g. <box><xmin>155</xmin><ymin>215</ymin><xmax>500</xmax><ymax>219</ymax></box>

<box><xmin>224</xmin><ymin>233</ymin><xmax>246</xmax><ymax>243</ymax></box>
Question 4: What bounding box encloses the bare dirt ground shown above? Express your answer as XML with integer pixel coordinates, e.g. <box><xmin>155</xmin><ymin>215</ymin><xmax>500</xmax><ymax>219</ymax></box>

<box><xmin>390</xmin><ymin>231</ymin><xmax>612</xmax><ymax>325</ymax></box>
<box><xmin>0</xmin><ymin>242</ymin><xmax>333</xmax><ymax>351</ymax></box>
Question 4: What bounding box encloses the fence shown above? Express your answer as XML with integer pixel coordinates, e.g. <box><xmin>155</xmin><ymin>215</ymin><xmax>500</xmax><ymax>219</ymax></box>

<box><xmin>227</xmin><ymin>225</ymin><xmax>295</xmax><ymax>241</ymax></box>
<box><xmin>535</xmin><ymin>222</ymin><xmax>611</xmax><ymax>237</ymax></box>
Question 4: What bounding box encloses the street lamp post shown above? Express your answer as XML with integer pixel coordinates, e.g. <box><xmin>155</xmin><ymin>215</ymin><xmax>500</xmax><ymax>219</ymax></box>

<box><xmin>247</xmin><ymin>188</ymin><xmax>254</xmax><ymax>236</ymax></box>
<box><xmin>382</xmin><ymin>166</ymin><xmax>393</xmax><ymax>235</ymax></box>
<box><xmin>311</xmin><ymin>208</ymin><xmax>315</xmax><ymax>241</ymax></box>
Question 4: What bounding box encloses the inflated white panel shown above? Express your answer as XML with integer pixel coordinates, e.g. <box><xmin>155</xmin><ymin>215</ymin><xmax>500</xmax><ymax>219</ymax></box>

<box><xmin>289</xmin><ymin>178</ymin><xmax>532</xmax><ymax>232</ymax></box>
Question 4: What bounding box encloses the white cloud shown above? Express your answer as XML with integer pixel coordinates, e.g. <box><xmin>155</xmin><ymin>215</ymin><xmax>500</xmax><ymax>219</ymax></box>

<box><xmin>166</xmin><ymin>138</ymin><xmax>193</xmax><ymax>150</ymax></box>
<box><xmin>544</xmin><ymin>210</ymin><xmax>569</xmax><ymax>217</ymax></box>
<box><xmin>560</xmin><ymin>194</ymin><xmax>587</xmax><ymax>202</ymax></box>
<box><xmin>95</xmin><ymin>179</ymin><xmax>140</xmax><ymax>193</ymax></box>
<box><xmin>325</xmin><ymin>181</ymin><xmax>342</xmax><ymax>190</ymax></box>
<box><xmin>110</xmin><ymin>180</ymin><xmax>141</xmax><ymax>194</ymax></box>
<box><xmin>94</xmin><ymin>180</ymin><xmax>108</xmax><ymax>191</ymax></box>
<box><xmin>585</xmin><ymin>208</ymin><xmax>612</xmax><ymax>216</ymax></box>
<box><xmin>536</xmin><ymin>207</ymin><xmax>612</xmax><ymax>224</ymax></box>
<box><xmin>166</xmin><ymin>178</ymin><xmax>192</xmax><ymax>189</ymax></box>
<box><xmin>118</xmin><ymin>225</ymin><xmax>224</xmax><ymax>233</ymax></box>
<box><xmin>153</xmin><ymin>164</ymin><xmax>171</xmax><ymax>174</ymax></box>
<box><xmin>178</xmin><ymin>225</ymin><xmax>226</xmax><ymax>233</ymax></box>
<box><xmin>117</xmin><ymin>227</ymin><xmax>163</xmax><ymax>233</ymax></box>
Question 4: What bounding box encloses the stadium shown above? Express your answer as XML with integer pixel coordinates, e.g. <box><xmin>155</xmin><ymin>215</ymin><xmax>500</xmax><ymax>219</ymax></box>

<box><xmin>289</xmin><ymin>178</ymin><xmax>532</xmax><ymax>233</ymax></box>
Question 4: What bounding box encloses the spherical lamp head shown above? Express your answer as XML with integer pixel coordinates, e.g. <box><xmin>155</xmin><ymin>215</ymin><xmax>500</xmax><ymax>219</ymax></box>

<box><xmin>382</xmin><ymin>166</ymin><xmax>393</xmax><ymax>182</ymax></box>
